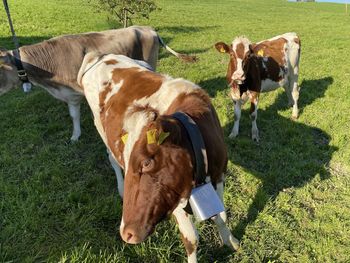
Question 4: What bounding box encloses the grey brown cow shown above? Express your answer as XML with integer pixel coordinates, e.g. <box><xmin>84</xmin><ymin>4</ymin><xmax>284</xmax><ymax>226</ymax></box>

<box><xmin>0</xmin><ymin>25</ymin><xmax>195</xmax><ymax>141</ymax></box>
<box><xmin>215</xmin><ymin>32</ymin><xmax>301</xmax><ymax>142</ymax></box>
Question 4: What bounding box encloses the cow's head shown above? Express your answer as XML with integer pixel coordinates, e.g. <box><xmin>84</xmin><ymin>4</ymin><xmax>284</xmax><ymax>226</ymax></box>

<box><xmin>120</xmin><ymin>112</ymin><xmax>194</xmax><ymax>244</ymax></box>
<box><xmin>0</xmin><ymin>49</ymin><xmax>20</xmax><ymax>96</ymax></box>
<box><xmin>215</xmin><ymin>37</ymin><xmax>253</xmax><ymax>87</ymax></box>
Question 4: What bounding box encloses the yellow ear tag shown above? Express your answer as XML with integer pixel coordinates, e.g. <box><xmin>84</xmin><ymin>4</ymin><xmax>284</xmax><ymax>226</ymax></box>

<box><xmin>220</xmin><ymin>47</ymin><xmax>226</xmax><ymax>53</ymax></box>
<box><xmin>121</xmin><ymin>133</ymin><xmax>128</xmax><ymax>144</ymax></box>
<box><xmin>158</xmin><ymin>131</ymin><xmax>170</xmax><ymax>145</ymax></box>
<box><xmin>147</xmin><ymin>129</ymin><xmax>157</xmax><ymax>144</ymax></box>
<box><xmin>257</xmin><ymin>49</ymin><xmax>264</xmax><ymax>57</ymax></box>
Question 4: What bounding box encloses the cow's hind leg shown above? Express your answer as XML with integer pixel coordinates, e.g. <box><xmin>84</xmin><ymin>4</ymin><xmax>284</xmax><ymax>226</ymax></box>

<box><xmin>108</xmin><ymin>150</ymin><xmax>124</xmax><ymax>199</ymax></box>
<box><xmin>211</xmin><ymin>181</ymin><xmax>240</xmax><ymax>251</ymax></box>
<box><xmin>289</xmin><ymin>73</ymin><xmax>300</xmax><ymax>119</ymax></box>
<box><xmin>68</xmin><ymin>102</ymin><xmax>81</xmax><ymax>141</ymax></box>
<box><xmin>229</xmin><ymin>100</ymin><xmax>242</xmax><ymax>139</ymax></box>
<box><xmin>173</xmin><ymin>202</ymin><xmax>198</xmax><ymax>263</ymax></box>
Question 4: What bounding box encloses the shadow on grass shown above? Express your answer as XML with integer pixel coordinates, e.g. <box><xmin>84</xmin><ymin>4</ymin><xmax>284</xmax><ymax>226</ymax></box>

<box><xmin>198</xmin><ymin>76</ymin><xmax>227</xmax><ymax>97</ymax></box>
<box><xmin>271</xmin><ymin>76</ymin><xmax>334</xmax><ymax>115</ymax></box>
<box><xmin>221</xmin><ymin>76</ymin><xmax>337</xmax><ymax>239</ymax></box>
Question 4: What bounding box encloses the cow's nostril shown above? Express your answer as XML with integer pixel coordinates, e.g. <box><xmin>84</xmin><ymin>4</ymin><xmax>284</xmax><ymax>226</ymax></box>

<box><xmin>126</xmin><ymin>232</ymin><xmax>133</xmax><ymax>242</ymax></box>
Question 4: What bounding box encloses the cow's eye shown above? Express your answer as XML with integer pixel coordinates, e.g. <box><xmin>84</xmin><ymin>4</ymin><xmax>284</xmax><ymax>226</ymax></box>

<box><xmin>141</xmin><ymin>158</ymin><xmax>154</xmax><ymax>173</ymax></box>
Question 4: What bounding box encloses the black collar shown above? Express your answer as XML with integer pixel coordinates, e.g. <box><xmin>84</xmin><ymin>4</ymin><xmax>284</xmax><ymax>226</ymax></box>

<box><xmin>171</xmin><ymin>112</ymin><xmax>208</xmax><ymax>186</ymax></box>
<box><xmin>12</xmin><ymin>49</ymin><xmax>30</xmax><ymax>83</ymax></box>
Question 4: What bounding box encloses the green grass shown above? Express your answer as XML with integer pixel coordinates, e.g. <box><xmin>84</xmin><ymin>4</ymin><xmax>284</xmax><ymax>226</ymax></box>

<box><xmin>1</xmin><ymin>0</ymin><xmax>350</xmax><ymax>262</ymax></box>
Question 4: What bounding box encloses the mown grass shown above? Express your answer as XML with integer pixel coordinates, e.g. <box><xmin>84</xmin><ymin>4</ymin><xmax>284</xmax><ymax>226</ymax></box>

<box><xmin>1</xmin><ymin>0</ymin><xmax>350</xmax><ymax>262</ymax></box>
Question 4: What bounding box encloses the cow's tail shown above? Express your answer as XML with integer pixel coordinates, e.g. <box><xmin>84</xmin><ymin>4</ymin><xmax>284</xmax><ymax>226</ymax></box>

<box><xmin>158</xmin><ymin>35</ymin><xmax>197</xmax><ymax>63</ymax></box>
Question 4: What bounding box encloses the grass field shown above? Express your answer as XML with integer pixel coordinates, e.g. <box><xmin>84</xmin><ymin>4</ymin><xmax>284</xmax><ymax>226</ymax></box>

<box><xmin>1</xmin><ymin>0</ymin><xmax>350</xmax><ymax>262</ymax></box>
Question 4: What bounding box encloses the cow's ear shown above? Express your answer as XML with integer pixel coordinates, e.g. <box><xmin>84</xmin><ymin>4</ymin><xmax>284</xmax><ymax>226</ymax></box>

<box><xmin>249</xmin><ymin>44</ymin><xmax>255</xmax><ymax>54</ymax></box>
<box><xmin>157</xmin><ymin>116</ymin><xmax>182</xmax><ymax>145</ymax></box>
<box><xmin>0</xmin><ymin>51</ymin><xmax>10</xmax><ymax>66</ymax></box>
<box><xmin>214</xmin><ymin>42</ymin><xmax>230</xmax><ymax>54</ymax></box>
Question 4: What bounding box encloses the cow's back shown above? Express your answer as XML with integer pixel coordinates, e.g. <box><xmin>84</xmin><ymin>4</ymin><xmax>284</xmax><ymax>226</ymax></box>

<box><xmin>19</xmin><ymin>26</ymin><xmax>159</xmax><ymax>92</ymax></box>
<box><xmin>253</xmin><ymin>32</ymin><xmax>300</xmax><ymax>68</ymax></box>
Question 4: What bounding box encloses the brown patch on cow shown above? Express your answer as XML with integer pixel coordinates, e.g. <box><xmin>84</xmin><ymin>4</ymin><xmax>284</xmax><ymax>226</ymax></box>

<box><xmin>253</xmin><ymin>38</ymin><xmax>287</xmax><ymax>66</ymax></box>
<box><xmin>105</xmin><ymin>59</ymin><xmax>118</xmax><ymax>65</ymax></box>
<box><xmin>235</xmin><ymin>42</ymin><xmax>245</xmax><ymax>59</ymax></box>
<box><xmin>166</xmin><ymin>89</ymin><xmax>227</xmax><ymax>184</ymax></box>
<box><xmin>180</xmin><ymin>233</ymin><xmax>196</xmax><ymax>255</ymax></box>
<box><xmin>99</xmin><ymin>82</ymin><xmax>112</xmax><ymax>110</ymax></box>
<box><xmin>249</xmin><ymin>91</ymin><xmax>259</xmax><ymax>114</ymax></box>
<box><xmin>100</xmin><ymin>67</ymin><xmax>163</xmax><ymax>163</ymax></box>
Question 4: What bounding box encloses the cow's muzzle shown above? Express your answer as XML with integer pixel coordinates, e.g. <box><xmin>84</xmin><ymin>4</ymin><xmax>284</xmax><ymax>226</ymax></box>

<box><xmin>120</xmin><ymin>223</ymin><xmax>154</xmax><ymax>244</ymax></box>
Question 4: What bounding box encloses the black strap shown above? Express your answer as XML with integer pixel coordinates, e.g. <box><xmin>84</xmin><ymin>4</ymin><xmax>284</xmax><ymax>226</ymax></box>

<box><xmin>13</xmin><ymin>49</ymin><xmax>29</xmax><ymax>82</ymax></box>
<box><xmin>3</xmin><ymin>0</ymin><xmax>30</xmax><ymax>83</ymax></box>
<box><xmin>172</xmin><ymin>112</ymin><xmax>208</xmax><ymax>186</ymax></box>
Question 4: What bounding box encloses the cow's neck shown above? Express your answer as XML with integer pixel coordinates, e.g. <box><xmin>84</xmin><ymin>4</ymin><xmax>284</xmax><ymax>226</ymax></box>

<box><xmin>11</xmin><ymin>46</ymin><xmax>83</xmax><ymax>93</ymax></box>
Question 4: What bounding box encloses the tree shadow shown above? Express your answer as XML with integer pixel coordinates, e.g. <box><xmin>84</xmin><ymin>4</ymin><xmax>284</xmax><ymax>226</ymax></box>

<box><xmin>221</xmin><ymin>78</ymin><xmax>337</xmax><ymax>239</ymax></box>
<box><xmin>0</xmin><ymin>36</ymin><xmax>52</xmax><ymax>49</ymax></box>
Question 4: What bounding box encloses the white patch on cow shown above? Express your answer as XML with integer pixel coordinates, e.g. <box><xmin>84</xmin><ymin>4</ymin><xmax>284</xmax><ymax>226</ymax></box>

<box><xmin>103</xmin><ymin>54</ymin><xmax>150</xmax><ymax>71</ymax></box>
<box><xmin>134</xmin><ymin>78</ymin><xmax>199</xmax><ymax>115</ymax></box>
<box><xmin>68</xmin><ymin>103</ymin><xmax>81</xmax><ymax>141</ymax></box>
<box><xmin>216</xmin><ymin>181</ymin><xmax>224</xmax><ymax>202</ymax></box>
<box><xmin>211</xmin><ymin>211</ymin><xmax>240</xmax><ymax>251</ymax></box>
<box><xmin>173</xmin><ymin>201</ymin><xmax>198</xmax><ymax>260</ymax></box>
<box><xmin>188</xmin><ymin>253</ymin><xmax>197</xmax><ymax>263</ymax></box>
<box><xmin>232</xmin><ymin>58</ymin><xmax>244</xmax><ymax>80</ymax></box>
<box><xmin>81</xmin><ymin>69</ymin><xmax>108</xmax><ymax>144</ymax></box>
<box><xmin>120</xmin><ymin>217</ymin><xmax>125</xmax><ymax>236</ymax></box>
<box><xmin>261</xmin><ymin>79</ymin><xmax>281</xmax><ymax>92</ymax></box>
<box><xmin>122</xmin><ymin>110</ymin><xmax>155</xmax><ymax>172</ymax></box>
<box><xmin>104</xmin><ymin>80</ymin><xmax>124</xmax><ymax>105</ymax></box>
<box><xmin>229</xmin><ymin>99</ymin><xmax>242</xmax><ymax>139</ymax></box>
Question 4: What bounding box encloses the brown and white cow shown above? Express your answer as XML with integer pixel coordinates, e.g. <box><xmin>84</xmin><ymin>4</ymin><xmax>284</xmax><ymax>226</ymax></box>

<box><xmin>77</xmin><ymin>54</ymin><xmax>239</xmax><ymax>262</ymax></box>
<box><xmin>0</xmin><ymin>26</ymin><xmax>195</xmax><ymax>141</ymax></box>
<box><xmin>215</xmin><ymin>32</ymin><xmax>301</xmax><ymax>142</ymax></box>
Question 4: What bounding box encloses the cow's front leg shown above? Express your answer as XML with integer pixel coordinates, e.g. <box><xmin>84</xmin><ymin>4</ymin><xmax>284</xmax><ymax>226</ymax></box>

<box><xmin>107</xmin><ymin>150</ymin><xmax>124</xmax><ymax>199</ymax></box>
<box><xmin>211</xmin><ymin>181</ymin><xmax>240</xmax><ymax>251</ymax></box>
<box><xmin>68</xmin><ymin>102</ymin><xmax>81</xmax><ymax>141</ymax></box>
<box><xmin>249</xmin><ymin>91</ymin><xmax>259</xmax><ymax>142</ymax></box>
<box><xmin>173</xmin><ymin>201</ymin><xmax>198</xmax><ymax>263</ymax></box>
<box><xmin>229</xmin><ymin>99</ymin><xmax>242</xmax><ymax>139</ymax></box>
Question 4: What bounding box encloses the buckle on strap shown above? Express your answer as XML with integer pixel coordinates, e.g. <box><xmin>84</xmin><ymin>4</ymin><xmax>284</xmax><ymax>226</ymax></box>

<box><xmin>18</xmin><ymin>69</ymin><xmax>27</xmax><ymax>78</ymax></box>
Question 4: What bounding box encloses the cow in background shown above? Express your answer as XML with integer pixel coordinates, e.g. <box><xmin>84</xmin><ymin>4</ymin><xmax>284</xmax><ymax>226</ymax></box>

<box><xmin>78</xmin><ymin>54</ymin><xmax>239</xmax><ymax>263</ymax></box>
<box><xmin>215</xmin><ymin>32</ymin><xmax>301</xmax><ymax>142</ymax></box>
<box><xmin>0</xmin><ymin>26</ymin><xmax>196</xmax><ymax>141</ymax></box>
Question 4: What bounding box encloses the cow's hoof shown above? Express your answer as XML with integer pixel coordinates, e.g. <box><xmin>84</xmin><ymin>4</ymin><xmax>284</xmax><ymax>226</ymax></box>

<box><xmin>291</xmin><ymin>113</ymin><xmax>299</xmax><ymax>120</ymax></box>
<box><xmin>225</xmin><ymin>235</ymin><xmax>240</xmax><ymax>251</ymax></box>
<box><xmin>252</xmin><ymin>131</ymin><xmax>259</xmax><ymax>143</ymax></box>
<box><xmin>229</xmin><ymin>132</ymin><xmax>238</xmax><ymax>139</ymax></box>
<box><xmin>70</xmin><ymin>135</ymin><xmax>80</xmax><ymax>142</ymax></box>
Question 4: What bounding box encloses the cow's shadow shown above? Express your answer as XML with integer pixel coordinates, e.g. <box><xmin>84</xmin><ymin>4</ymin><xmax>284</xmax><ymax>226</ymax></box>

<box><xmin>219</xmin><ymin>76</ymin><xmax>336</xmax><ymax>239</ymax></box>
<box><xmin>271</xmin><ymin>76</ymin><xmax>334</xmax><ymax>116</ymax></box>
<box><xmin>198</xmin><ymin>76</ymin><xmax>227</xmax><ymax>97</ymax></box>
